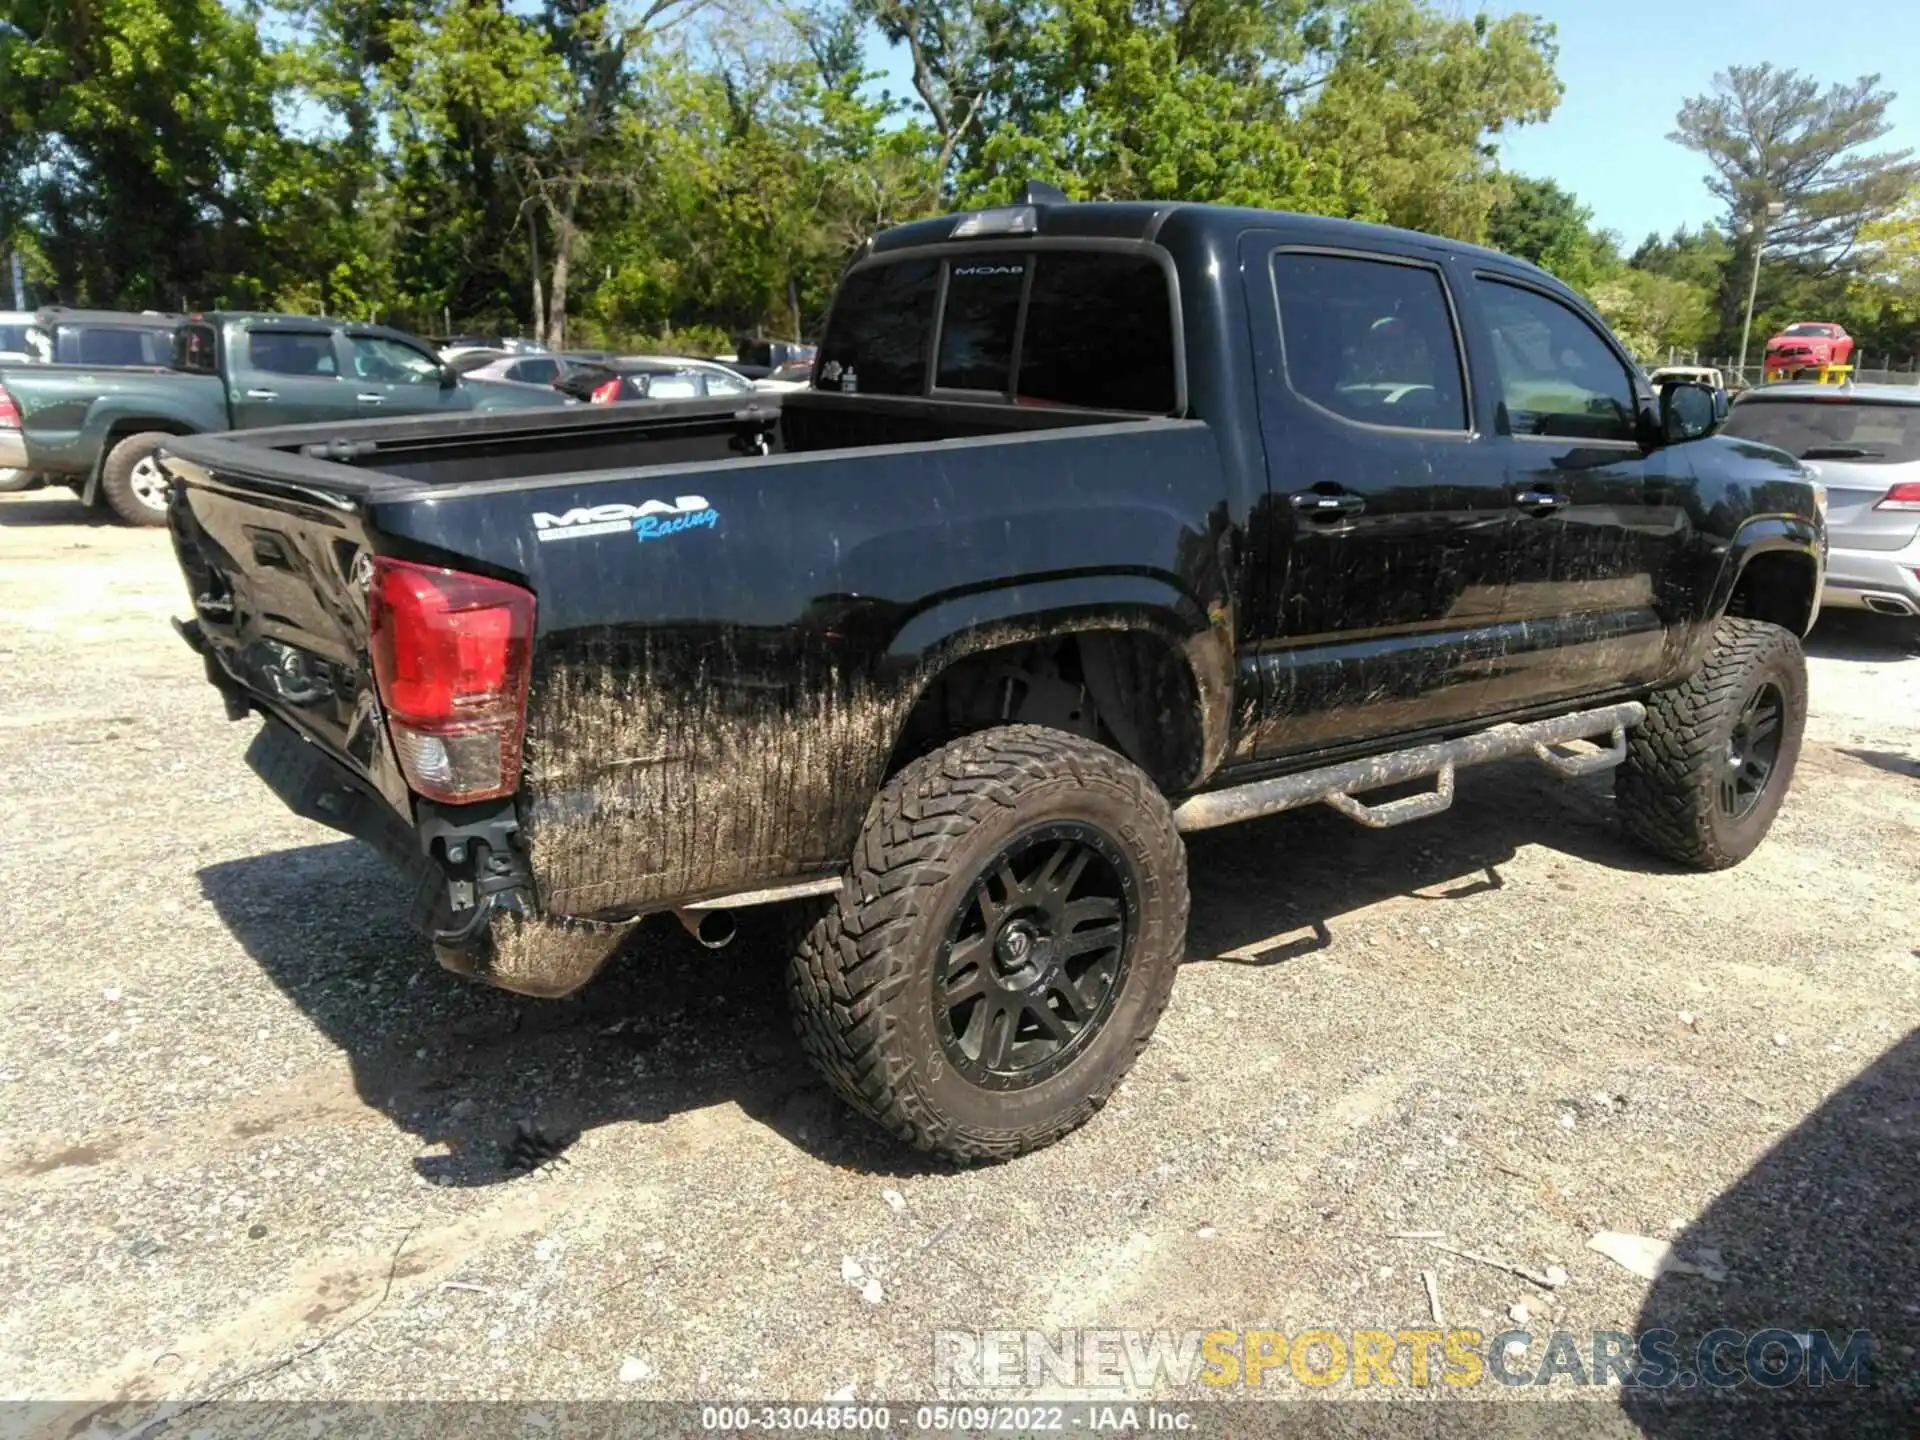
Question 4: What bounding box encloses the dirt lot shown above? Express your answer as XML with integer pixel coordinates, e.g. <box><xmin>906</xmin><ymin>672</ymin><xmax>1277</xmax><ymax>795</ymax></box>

<box><xmin>1</xmin><ymin>488</ymin><xmax>1917</xmax><ymax>1430</ymax></box>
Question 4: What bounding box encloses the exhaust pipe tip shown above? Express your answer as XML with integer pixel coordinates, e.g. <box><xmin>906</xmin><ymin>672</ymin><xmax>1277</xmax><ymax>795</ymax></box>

<box><xmin>674</xmin><ymin>907</ymin><xmax>737</xmax><ymax>950</ymax></box>
<box><xmin>1861</xmin><ymin>594</ymin><xmax>1918</xmax><ymax>617</ymax></box>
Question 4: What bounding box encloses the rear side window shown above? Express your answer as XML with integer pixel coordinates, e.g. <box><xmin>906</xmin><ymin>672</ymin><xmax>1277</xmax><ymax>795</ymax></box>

<box><xmin>819</xmin><ymin>251</ymin><xmax>1177</xmax><ymax>412</ymax></box>
<box><xmin>248</xmin><ymin>331</ymin><xmax>338</xmax><ymax>377</ymax></box>
<box><xmin>645</xmin><ymin>375</ymin><xmax>700</xmax><ymax>400</ymax></box>
<box><xmin>1723</xmin><ymin>400</ymin><xmax>1920</xmax><ymax>464</ymax></box>
<box><xmin>0</xmin><ymin>324</ymin><xmax>29</xmax><ymax>354</ymax></box>
<box><xmin>1270</xmin><ymin>252</ymin><xmax>1467</xmax><ymax>431</ymax></box>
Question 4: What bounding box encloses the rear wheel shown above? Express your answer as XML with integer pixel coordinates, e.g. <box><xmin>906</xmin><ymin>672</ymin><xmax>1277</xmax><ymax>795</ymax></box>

<box><xmin>99</xmin><ymin>432</ymin><xmax>177</xmax><ymax>526</ymax></box>
<box><xmin>787</xmin><ymin>726</ymin><xmax>1189</xmax><ymax>1160</ymax></box>
<box><xmin>1616</xmin><ymin>617</ymin><xmax>1807</xmax><ymax>869</ymax></box>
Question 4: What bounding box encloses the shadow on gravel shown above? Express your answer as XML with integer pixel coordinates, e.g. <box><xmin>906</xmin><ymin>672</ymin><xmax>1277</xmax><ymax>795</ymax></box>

<box><xmin>0</xmin><ymin>492</ymin><xmax>111</xmax><ymax>527</ymax></box>
<box><xmin>1619</xmin><ymin>1028</ymin><xmax>1920</xmax><ymax>1439</ymax></box>
<box><xmin>1181</xmin><ymin>752</ymin><xmax>1672</xmax><ymax>964</ymax></box>
<box><xmin>1838</xmin><ymin>748</ymin><xmax>1920</xmax><ymax>780</ymax></box>
<box><xmin>197</xmin><ymin>840</ymin><xmax>949</xmax><ymax>1185</ymax></box>
<box><xmin>198</xmin><ymin>754</ymin><xmax>1671</xmax><ymax>1187</ymax></box>
<box><xmin>1806</xmin><ymin>610</ymin><xmax>1920</xmax><ymax>662</ymax></box>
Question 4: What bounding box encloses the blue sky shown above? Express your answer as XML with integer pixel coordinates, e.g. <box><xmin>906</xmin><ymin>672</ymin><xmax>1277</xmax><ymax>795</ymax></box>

<box><xmin>863</xmin><ymin>1</ymin><xmax>1920</xmax><ymax>247</ymax></box>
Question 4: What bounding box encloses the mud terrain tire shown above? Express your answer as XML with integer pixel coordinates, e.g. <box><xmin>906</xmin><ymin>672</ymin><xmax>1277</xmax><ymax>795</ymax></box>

<box><xmin>1616</xmin><ymin>617</ymin><xmax>1806</xmax><ymax>870</ymax></box>
<box><xmin>788</xmin><ymin>725</ymin><xmax>1189</xmax><ymax>1160</ymax></box>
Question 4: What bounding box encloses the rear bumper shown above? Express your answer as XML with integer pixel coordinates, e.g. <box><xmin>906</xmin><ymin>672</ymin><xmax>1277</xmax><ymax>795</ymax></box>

<box><xmin>0</xmin><ymin>432</ymin><xmax>27</xmax><ymax>470</ymax></box>
<box><xmin>244</xmin><ymin>718</ymin><xmax>630</xmax><ymax>997</ymax></box>
<box><xmin>1823</xmin><ymin>537</ymin><xmax>1920</xmax><ymax>617</ymax></box>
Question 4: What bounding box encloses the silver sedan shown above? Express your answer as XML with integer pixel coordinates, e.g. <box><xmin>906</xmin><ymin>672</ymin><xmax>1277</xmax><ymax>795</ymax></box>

<box><xmin>1722</xmin><ymin>384</ymin><xmax>1920</xmax><ymax>620</ymax></box>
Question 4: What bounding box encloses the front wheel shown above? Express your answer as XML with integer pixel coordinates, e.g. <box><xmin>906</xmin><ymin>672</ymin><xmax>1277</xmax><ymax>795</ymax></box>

<box><xmin>99</xmin><ymin>432</ymin><xmax>178</xmax><ymax>526</ymax></box>
<box><xmin>788</xmin><ymin>726</ymin><xmax>1190</xmax><ymax>1161</ymax></box>
<box><xmin>1616</xmin><ymin>617</ymin><xmax>1807</xmax><ymax>869</ymax></box>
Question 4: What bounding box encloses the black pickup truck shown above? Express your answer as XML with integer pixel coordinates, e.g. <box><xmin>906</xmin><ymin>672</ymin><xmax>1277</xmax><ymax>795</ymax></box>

<box><xmin>162</xmin><ymin>194</ymin><xmax>1825</xmax><ymax>1161</ymax></box>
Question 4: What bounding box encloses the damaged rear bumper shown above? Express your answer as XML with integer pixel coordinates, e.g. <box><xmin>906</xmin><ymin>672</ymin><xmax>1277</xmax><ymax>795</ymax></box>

<box><xmin>244</xmin><ymin>719</ymin><xmax>632</xmax><ymax>997</ymax></box>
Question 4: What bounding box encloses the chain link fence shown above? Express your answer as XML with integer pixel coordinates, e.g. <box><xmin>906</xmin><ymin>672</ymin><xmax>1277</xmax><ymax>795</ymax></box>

<box><xmin>1668</xmin><ymin>351</ymin><xmax>1920</xmax><ymax>387</ymax></box>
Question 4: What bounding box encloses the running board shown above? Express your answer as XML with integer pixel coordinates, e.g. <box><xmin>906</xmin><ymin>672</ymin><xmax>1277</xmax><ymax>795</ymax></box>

<box><xmin>1171</xmin><ymin>702</ymin><xmax>1645</xmax><ymax>833</ymax></box>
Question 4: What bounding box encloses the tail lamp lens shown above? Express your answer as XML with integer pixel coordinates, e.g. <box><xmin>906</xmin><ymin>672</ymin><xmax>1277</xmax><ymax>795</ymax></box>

<box><xmin>0</xmin><ymin>382</ymin><xmax>19</xmax><ymax>430</ymax></box>
<box><xmin>1875</xmin><ymin>482</ymin><xmax>1920</xmax><ymax>512</ymax></box>
<box><xmin>368</xmin><ymin>557</ymin><xmax>534</xmax><ymax>804</ymax></box>
<box><xmin>590</xmin><ymin>378</ymin><xmax>622</xmax><ymax>404</ymax></box>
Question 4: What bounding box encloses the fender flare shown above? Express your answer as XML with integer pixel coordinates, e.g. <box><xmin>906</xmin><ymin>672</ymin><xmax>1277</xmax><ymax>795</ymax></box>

<box><xmin>883</xmin><ymin>572</ymin><xmax>1236</xmax><ymax>783</ymax></box>
<box><xmin>1704</xmin><ymin>514</ymin><xmax>1824</xmax><ymax>626</ymax></box>
<box><xmin>82</xmin><ymin>416</ymin><xmax>202</xmax><ymax>505</ymax></box>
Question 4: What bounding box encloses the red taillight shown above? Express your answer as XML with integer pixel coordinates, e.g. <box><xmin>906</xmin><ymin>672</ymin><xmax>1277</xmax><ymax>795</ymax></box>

<box><xmin>0</xmin><ymin>382</ymin><xmax>19</xmax><ymax>430</ymax></box>
<box><xmin>368</xmin><ymin>557</ymin><xmax>535</xmax><ymax>804</ymax></box>
<box><xmin>590</xmin><ymin>378</ymin><xmax>622</xmax><ymax>404</ymax></box>
<box><xmin>1875</xmin><ymin>482</ymin><xmax>1920</xmax><ymax>512</ymax></box>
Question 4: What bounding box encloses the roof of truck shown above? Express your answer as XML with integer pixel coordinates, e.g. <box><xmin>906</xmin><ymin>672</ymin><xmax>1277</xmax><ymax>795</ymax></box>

<box><xmin>33</xmin><ymin>307</ymin><xmax>183</xmax><ymax>328</ymax></box>
<box><xmin>869</xmin><ymin>198</ymin><xmax>1556</xmax><ymax>281</ymax></box>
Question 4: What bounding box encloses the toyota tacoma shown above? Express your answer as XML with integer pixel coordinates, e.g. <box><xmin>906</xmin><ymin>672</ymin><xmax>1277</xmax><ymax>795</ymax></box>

<box><xmin>161</xmin><ymin>192</ymin><xmax>1826</xmax><ymax>1160</ymax></box>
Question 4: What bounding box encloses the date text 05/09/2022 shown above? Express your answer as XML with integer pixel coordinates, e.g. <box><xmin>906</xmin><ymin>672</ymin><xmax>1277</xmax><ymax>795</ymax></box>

<box><xmin>699</xmin><ymin>1405</ymin><xmax>1195</xmax><ymax>1432</ymax></box>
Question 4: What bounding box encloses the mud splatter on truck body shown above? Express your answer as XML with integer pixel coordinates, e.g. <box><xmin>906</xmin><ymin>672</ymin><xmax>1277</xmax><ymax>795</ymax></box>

<box><xmin>159</xmin><ymin>197</ymin><xmax>1823</xmax><ymax>1004</ymax></box>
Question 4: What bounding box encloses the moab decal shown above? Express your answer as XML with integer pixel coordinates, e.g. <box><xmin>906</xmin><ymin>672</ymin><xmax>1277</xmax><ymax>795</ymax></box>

<box><xmin>532</xmin><ymin>496</ymin><xmax>715</xmax><ymax>542</ymax></box>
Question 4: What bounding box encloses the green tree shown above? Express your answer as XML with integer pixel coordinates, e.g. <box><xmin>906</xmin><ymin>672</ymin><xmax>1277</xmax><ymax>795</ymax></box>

<box><xmin>1589</xmin><ymin>269</ymin><xmax>1714</xmax><ymax>360</ymax></box>
<box><xmin>1300</xmin><ymin>0</ymin><xmax>1562</xmax><ymax>239</ymax></box>
<box><xmin>1485</xmin><ymin>175</ymin><xmax>1617</xmax><ymax>292</ymax></box>
<box><xmin>955</xmin><ymin>0</ymin><xmax>1348</xmax><ymax>211</ymax></box>
<box><xmin>1671</xmin><ymin>65</ymin><xmax>1920</xmax><ymax>344</ymax></box>
<box><xmin>1</xmin><ymin>0</ymin><xmax>293</xmax><ymax>306</ymax></box>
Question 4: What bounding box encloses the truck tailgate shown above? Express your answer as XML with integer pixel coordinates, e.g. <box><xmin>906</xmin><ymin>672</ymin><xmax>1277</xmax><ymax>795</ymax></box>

<box><xmin>165</xmin><ymin>446</ymin><xmax>417</xmax><ymax>816</ymax></box>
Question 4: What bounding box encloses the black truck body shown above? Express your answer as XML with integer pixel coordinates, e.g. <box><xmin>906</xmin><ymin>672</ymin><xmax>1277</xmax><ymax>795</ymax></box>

<box><xmin>163</xmin><ymin>198</ymin><xmax>1824</xmax><ymax>1156</ymax></box>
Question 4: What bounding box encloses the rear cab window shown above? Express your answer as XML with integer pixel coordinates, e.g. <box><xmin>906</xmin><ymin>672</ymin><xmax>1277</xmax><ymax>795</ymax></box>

<box><xmin>1722</xmin><ymin>399</ymin><xmax>1920</xmax><ymax>465</ymax></box>
<box><xmin>55</xmin><ymin>326</ymin><xmax>175</xmax><ymax>366</ymax></box>
<box><xmin>818</xmin><ymin>249</ymin><xmax>1178</xmax><ymax>413</ymax></box>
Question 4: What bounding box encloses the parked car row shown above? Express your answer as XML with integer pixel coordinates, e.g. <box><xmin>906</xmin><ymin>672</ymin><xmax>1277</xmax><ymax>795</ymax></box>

<box><xmin>0</xmin><ymin>309</ymin><xmax>575</xmax><ymax>524</ymax></box>
<box><xmin>0</xmin><ymin>303</ymin><xmax>824</xmax><ymax>523</ymax></box>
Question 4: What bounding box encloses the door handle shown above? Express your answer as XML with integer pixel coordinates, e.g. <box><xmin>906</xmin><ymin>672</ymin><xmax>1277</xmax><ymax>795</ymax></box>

<box><xmin>244</xmin><ymin>388</ymin><xmax>278</xmax><ymax>400</ymax></box>
<box><xmin>356</xmin><ymin>393</ymin><xmax>385</xmax><ymax>404</ymax></box>
<box><xmin>1290</xmin><ymin>489</ymin><xmax>1366</xmax><ymax>521</ymax></box>
<box><xmin>1513</xmin><ymin>488</ymin><xmax>1569</xmax><ymax>513</ymax></box>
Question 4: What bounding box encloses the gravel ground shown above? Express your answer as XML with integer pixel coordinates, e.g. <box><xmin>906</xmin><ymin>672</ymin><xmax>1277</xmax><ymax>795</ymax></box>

<box><xmin>1</xmin><ymin>489</ymin><xmax>1916</xmax><ymax>1433</ymax></box>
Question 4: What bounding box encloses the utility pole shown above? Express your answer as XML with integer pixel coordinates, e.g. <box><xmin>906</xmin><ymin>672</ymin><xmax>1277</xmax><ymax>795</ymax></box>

<box><xmin>1737</xmin><ymin>201</ymin><xmax>1787</xmax><ymax>383</ymax></box>
<box><xmin>9</xmin><ymin>252</ymin><xmax>23</xmax><ymax>311</ymax></box>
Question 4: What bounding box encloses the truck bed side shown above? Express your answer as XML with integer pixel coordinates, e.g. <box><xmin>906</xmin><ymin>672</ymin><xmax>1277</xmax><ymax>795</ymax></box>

<box><xmin>0</xmin><ymin>363</ymin><xmax>229</xmax><ymax>476</ymax></box>
<box><xmin>164</xmin><ymin>397</ymin><xmax>1234</xmax><ymax>927</ymax></box>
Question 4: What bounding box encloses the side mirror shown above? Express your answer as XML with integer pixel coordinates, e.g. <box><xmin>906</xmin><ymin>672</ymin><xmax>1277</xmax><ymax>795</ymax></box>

<box><xmin>439</xmin><ymin>364</ymin><xmax>459</xmax><ymax>389</ymax></box>
<box><xmin>1658</xmin><ymin>380</ymin><xmax>1725</xmax><ymax>444</ymax></box>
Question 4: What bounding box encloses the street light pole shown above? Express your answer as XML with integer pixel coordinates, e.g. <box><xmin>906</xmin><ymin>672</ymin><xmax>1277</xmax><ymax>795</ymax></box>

<box><xmin>1738</xmin><ymin>201</ymin><xmax>1787</xmax><ymax>383</ymax></box>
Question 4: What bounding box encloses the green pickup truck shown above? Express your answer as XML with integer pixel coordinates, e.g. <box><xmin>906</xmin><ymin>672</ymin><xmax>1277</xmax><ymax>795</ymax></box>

<box><xmin>0</xmin><ymin>312</ymin><xmax>571</xmax><ymax>525</ymax></box>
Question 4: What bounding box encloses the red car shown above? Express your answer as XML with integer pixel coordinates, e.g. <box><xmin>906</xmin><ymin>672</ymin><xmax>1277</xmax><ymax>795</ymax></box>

<box><xmin>1764</xmin><ymin>321</ymin><xmax>1853</xmax><ymax>377</ymax></box>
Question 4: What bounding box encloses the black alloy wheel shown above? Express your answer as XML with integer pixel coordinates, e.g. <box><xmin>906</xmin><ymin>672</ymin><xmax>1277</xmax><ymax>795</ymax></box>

<box><xmin>1719</xmin><ymin>680</ymin><xmax>1785</xmax><ymax>820</ymax></box>
<box><xmin>933</xmin><ymin>823</ymin><xmax>1135</xmax><ymax>1091</ymax></box>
